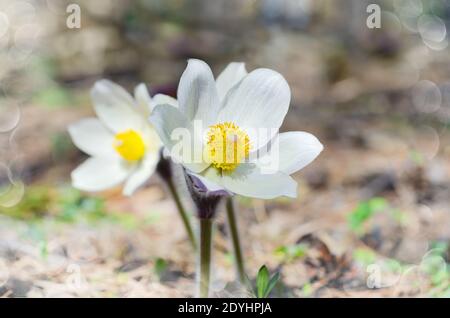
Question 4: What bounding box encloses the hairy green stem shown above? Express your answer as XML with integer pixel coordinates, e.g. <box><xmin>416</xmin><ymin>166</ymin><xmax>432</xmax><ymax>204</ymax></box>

<box><xmin>166</xmin><ymin>178</ymin><xmax>197</xmax><ymax>251</ymax></box>
<box><xmin>225</xmin><ymin>197</ymin><xmax>246</xmax><ymax>284</ymax></box>
<box><xmin>198</xmin><ymin>218</ymin><xmax>213</xmax><ymax>298</ymax></box>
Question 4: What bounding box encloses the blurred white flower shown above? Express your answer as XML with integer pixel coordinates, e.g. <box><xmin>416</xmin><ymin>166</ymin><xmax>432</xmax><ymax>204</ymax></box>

<box><xmin>69</xmin><ymin>80</ymin><xmax>177</xmax><ymax>196</ymax></box>
<box><xmin>150</xmin><ymin>59</ymin><xmax>323</xmax><ymax>199</ymax></box>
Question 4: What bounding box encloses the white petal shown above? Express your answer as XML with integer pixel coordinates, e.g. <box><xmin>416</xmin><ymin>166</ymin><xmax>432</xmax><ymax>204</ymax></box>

<box><xmin>218</xmin><ymin>69</ymin><xmax>291</xmax><ymax>148</ymax></box>
<box><xmin>258</xmin><ymin>132</ymin><xmax>323</xmax><ymax>175</ymax></box>
<box><xmin>71</xmin><ymin>157</ymin><xmax>130</xmax><ymax>192</ymax></box>
<box><xmin>273</xmin><ymin>132</ymin><xmax>323</xmax><ymax>175</ymax></box>
<box><xmin>177</xmin><ymin>59</ymin><xmax>220</xmax><ymax>126</ymax></box>
<box><xmin>134</xmin><ymin>83</ymin><xmax>153</xmax><ymax>116</ymax></box>
<box><xmin>150</xmin><ymin>104</ymin><xmax>208</xmax><ymax>173</ymax></box>
<box><xmin>91</xmin><ymin>79</ymin><xmax>143</xmax><ymax>133</ymax></box>
<box><xmin>123</xmin><ymin>152</ymin><xmax>158</xmax><ymax>196</ymax></box>
<box><xmin>216</xmin><ymin>62</ymin><xmax>247</xmax><ymax>101</ymax></box>
<box><xmin>152</xmin><ymin>94</ymin><xmax>178</xmax><ymax>108</ymax></box>
<box><xmin>222</xmin><ymin>164</ymin><xmax>297</xmax><ymax>199</ymax></box>
<box><xmin>68</xmin><ymin>118</ymin><xmax>116</xmax><ymax>158</ymax></box>
<box><xmin>190</xmin><ymin>167</ymin><xmax>226</xmax><ymax>193</ymax></box>
<box><xmin>141</xmin><ymin>124</ymin><xmax>162</xmax><ymax>151</ymax></box>
<box><xmin>149</xmin><ymin>105</ymin><xmax>190</xmax><ymax>153</ymax></box>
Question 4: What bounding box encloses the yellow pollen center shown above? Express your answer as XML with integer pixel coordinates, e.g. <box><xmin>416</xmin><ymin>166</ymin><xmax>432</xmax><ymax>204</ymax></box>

<box><xmin>113</xmin><ymin>129</ymin><xmax>146</xmax><ymax>161</ymax></box>
<box><xmin>205</xmin><ymin>122</ymin><xmax>250</xmax><ymax>171</ymax></box>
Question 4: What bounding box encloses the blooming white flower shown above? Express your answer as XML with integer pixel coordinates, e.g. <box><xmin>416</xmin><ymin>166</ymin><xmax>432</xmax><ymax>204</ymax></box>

<box><xmin>150</xmin><ymin>59</ymin><xmax>324</xmax><ymax>199</ymax></box>
<box><xmin>69</xmin><ymin>79</ymin><xmax>177</xmax><ymax>196</ymax></box>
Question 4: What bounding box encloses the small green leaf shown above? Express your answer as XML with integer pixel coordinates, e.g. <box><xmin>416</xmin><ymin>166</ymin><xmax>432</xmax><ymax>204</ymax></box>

<box><xmin>348</xmin><ymin>197</ymin><xmax>387</xmax><ymax>233</ymax></box>
<box><xmin>410</xmin><ymin>150</ymin><xmax>424</xmax><ymax>165</ymax></box>
<box><xmin>223</xmin><ymin>252</ymin><xmax>234</xmax><ymax>266</ymax></box>
<box><xmin>429</xmin><ymin>241</ymin><xmax>448</xmax><ymax>256</ymax></box>
<box><xmin>256</xmin><ymin>265</ymin><xmax>269</xmax><ymax>298</ymax></box>
<box><xmin>266</xmin><ymin>272</ymin><xmax>280</xmax><ymax>298</ymax></box>
<box><xmin>39</xmin><ymin>239</ymin><xmax>48</xmax><ymax>260</ymax></box>
<box><xmin>255</xmin><ymin>265</ymin><xmax>280</xmax><ymax>298</ymax></box>
<box><xmin>275</xmin><ymin>244</ymin><xmax>307</xmax><ymax>262</ymax></box>
<box><xmin>302</xmin><ymin>283</ymin><xmax>313</xmax><ymax>297</ymax></box>
<box><xmin>33</xmin><ymin>85</ymin><xmax>73</xmax><ymax>108</ymax></box>
<box><xmin>154</xmin><ymin>258</ymin><xmax>168</xmax><ymax>279</ymax></box>
<box><xmin>368</xmin><ymin>197</ymin><xmax>387</xmax><ymax>211</ymax></box>
<box><xmin>353</xmin><ymin>248</ymin><xmax>376</xmax><ymax>266</ymax></box>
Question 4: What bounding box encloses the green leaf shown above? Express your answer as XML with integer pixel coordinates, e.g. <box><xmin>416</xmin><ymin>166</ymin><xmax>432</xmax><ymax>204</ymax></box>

<box><xmin>39</xmin><ymin>239</ymin><xmax>48</xmax><ymax>260</ymax></box>
<box><xmin>353</xmin><ymin>248</ymin><xmax>376</xmax><ymax>266</ymax></box>
<box><xmin>255</xmin><ymin>265</ymin><xmax>280</xmax><ymax>298</ymax></box>
<box><xmin>266</xmin><ymin>272</ymin><xmax>280</xmax><ymax>297</ymax></box>
<box><xmin>154</xmin><ymin>258</ymin><xmax>168</xmax><ymax>279</ymax></box>
<box><xmin>275</xmin><ymin>244</ymin><xmax>307</xmax><ymax>262</ymax></box>
<box><xmin>348</xmin><ymin>197</ymin><xmax>387</xmax><ymax>233</ymax></box>
<box><xmin>33</xmin><ymin>85</ymin><xmax>73</xmax><ymax>108</ymax></box>
<box><xmin>256</xmin><ymin>265</ymin><xmax>269</xmax><ymax>298</ymax></box>
<box><xmin>302</xmin><ymin>283</ymin><xmax>313</xmax><ymax>297</ymax></box>
<box><xmin>430</xmin><ymin>241</ymin><xmax>449</xmax><ymax>256</ymax></box>
<box><xmin>369</xmin><ymin>197</ymin><xmax>387</xmax><ymax>210</ymax></box>
<box><xmin>51</xmin><ymin>133</ymin><xmax>73</xmax><ymax>161</ymax></box>
<box><xmin>410</xmin><ymin>150</ymin><xmax>424</xmax><ymax>165</ymax></box>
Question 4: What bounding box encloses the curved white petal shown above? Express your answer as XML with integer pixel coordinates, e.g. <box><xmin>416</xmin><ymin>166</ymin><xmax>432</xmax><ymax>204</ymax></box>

<box><xmin>149</xmin><ymin>105</ymin><xmax>191</xmax><ymax>153</ymax></box>
<box><xmin>222</xmin><ymin>164</ymin><xmax>297</xmax><ymax>199</ymax></box>
<box><xmin>123</xmin><ymin>152</ymin><xmax>158</xmax><ymax>196</ymax></box>
<box><xmin>258</xmin><ymin>132</ymin><xmax>324</xmax><ymax>175</ymax></box>
<box><xmin>91</xmin><ymin>79</ymin><xmax>143</xmax><ymax>133</ymax></box>
<box><xmin>152</xmin><ymin>94</ymin><xmax>178</xmax><ymax>108</ymax></box>
<box><xmin>150</xmin><ymin>104</ymin><xmax>208</xmax><ymax>173</ymax></box>
<box><xmin>68</xmin><ymin>118</ymin><xmax>116</xmax><ymax>158</ymax></box>
<box><xmin>177</xmin><ymin>59</ymin><xmax>220</xmax><ymax>126</ymax></box>
<box><xmin>218</xmin><ymin>69</ymin><xmax>291</xmax><ymax>148</ymax></box>
<box><xmin>140</xmin><ymin>124</ymin><xmax>162</xmax><ymax>152</ymax></box>
<box><xmin>216</xmin><ymin>62</ymin><xmax>247</xmax><ymax>101</ymax></box>
<box><xmin>190</xmin><ymin>167</ymin><xmax>226</xmax><ymax>193</ymax></box>
<box><xmin>71</xmin><ymin>157</ymin><xmax>130</xmax><ymax>192</ymax></box>
<box><xmin>134</xmin><ymin>83</ymin><xmax>153</xmax><ymax>116</ymax></box>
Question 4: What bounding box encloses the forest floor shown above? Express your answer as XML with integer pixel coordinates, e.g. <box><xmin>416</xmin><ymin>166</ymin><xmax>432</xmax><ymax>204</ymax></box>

<box><xmin>1</xmin><ymin>102</ymin><xmax>449</xmax><ymax>298</ymax></box>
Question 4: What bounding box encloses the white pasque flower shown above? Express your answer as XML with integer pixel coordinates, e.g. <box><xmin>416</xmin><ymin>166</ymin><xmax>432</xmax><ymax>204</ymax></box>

<box><xmin>69</xmin><ymin>79</ymin><xmax>177</xmax><ymax>196</ymax></box>
<box><xmin>150</xmin><ymin>59</ymin><xmax>323</xmax><ymax>199</ymax></box>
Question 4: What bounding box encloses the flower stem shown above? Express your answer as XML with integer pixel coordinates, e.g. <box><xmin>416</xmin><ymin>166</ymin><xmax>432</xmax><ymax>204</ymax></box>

<box><xmin>198</xmin><ymin>218</ymin><xmax>213</xmax><ymax>298</ymax></box>
<box><xmin>225</xmin><ymin>197</ymin><xmax>246</xmax><ymax>284</ymax></box>
<box><xmin>166</xmin><ymin>177</ymin><xmax>197</xmax><ymax>251</ymax></box>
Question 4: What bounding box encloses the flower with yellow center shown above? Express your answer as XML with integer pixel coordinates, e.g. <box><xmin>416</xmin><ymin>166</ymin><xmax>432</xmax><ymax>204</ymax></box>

<box><xmin>68</xmin><ymin>79</ymin><xmax>177</xmax><ymax>196</ymax></box>
<box><xmin>205</xmin><ymin>122</ymin><xmax>250</xmax><ymax>171</ymax></box>
<box><xmin>150</xmin><ymin>59</ymin><xmax>323</xmax><ymax>199</ymax></box>
<box><xmin>113</xmin><ymin>129</ymin><xmax>147</xmax><ymax>162</ymax></box>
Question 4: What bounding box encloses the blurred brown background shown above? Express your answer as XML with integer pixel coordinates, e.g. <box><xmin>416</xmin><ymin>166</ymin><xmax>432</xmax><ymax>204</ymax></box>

<box><xmin>0</xmin><ymin>0</ymin><xmax>449</xmax><ymax>297</ymax></box>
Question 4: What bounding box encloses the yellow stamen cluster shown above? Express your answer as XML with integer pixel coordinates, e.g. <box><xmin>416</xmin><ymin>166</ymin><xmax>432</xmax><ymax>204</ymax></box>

<box><xmin>205</xmin><ymin>122</ymin><xmax>250</xmax><ymax>171</ymax></box>
<box><xmin>113</xmin><ymin>129</ymin><xmax>146</xmax><ymax>161</ymax></box>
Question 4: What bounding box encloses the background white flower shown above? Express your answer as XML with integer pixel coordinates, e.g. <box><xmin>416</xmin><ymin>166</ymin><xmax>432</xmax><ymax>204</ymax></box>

<box><xmin>69</xmin><ymin>79</ymin><xmax>176</xmax><ymax>196</ymax></box>
<box><xmin>150</xmin><ymin>59</ymin><xmax>323</xmax><ymax>199</ymax></box>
